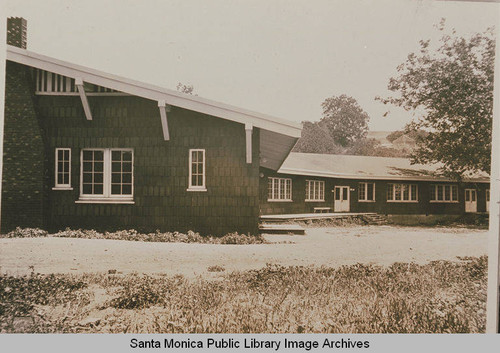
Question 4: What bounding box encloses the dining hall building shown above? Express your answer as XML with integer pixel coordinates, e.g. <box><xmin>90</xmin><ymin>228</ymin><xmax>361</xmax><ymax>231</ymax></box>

<box><xmin>1</xmin><ymin>17</ymin><xmax>490</xmax><ymax>235</ymax></box>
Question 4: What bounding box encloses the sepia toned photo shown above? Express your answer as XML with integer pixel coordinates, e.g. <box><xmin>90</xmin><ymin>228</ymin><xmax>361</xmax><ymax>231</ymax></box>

<box><xmin>0</xmin><ymin>0</ymin><xmax>499</xmax><ymax>338</ymax></box>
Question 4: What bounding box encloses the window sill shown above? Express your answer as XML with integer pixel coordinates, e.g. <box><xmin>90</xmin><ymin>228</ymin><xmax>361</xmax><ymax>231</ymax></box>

<box><xmin>305</xmin><ymin>200</ymin><xmax>325</xmax><ymax>202</ymax></box>
<box><xmin>358</xmin><ymin>200</ymin><xmax>376</xmax><ymax>203</ymax></box>
<box><xmin>387</xmin><ymin>201</ymin><xmax>419</xmax><ymax>203</ymax></box>
<box><xmin>187</xmin><ymin>188</ymin><xmax>207</xmax><ymax>192</ymax></box>
<box><xmin>75</xmin><ymin>198</ymin><xmax>135</xmax><ymax>204</ymax></box>
<box><xmin>52</xmin><ymin>187</ymin><xmax>73</xmax><ymax>191</ymax></box>
<box><xmin>429</xmin><ymin>201</ymin><xmax>459</xmax><ymax>203</ymax></box>
<box><xmin>267</xmin><ymin>199</ymin><xmax>293</xmax><ymax>202</ymax></box>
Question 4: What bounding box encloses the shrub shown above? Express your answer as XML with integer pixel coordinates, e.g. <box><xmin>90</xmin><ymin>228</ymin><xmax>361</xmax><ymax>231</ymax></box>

<box><xmin>3</xmin><ymin>227</ymin><xmax>48</xmax><ymax>238</ymax></box>
<box><xmin>0</xmin><ymin>272</ymin><xmax>88</xmax><ymax>328</ymax></box>
<box><xmin>48</xmin><ymin>228</ymin><xmax>268</xmax><ymax>244</ymax></box>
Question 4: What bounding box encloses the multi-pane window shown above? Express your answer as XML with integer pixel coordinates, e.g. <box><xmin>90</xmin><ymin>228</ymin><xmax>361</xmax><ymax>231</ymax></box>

<box><xmin>387</xmin><ymin>183</ymin><xmax>418</xmax><ymax>202</ymax></box>
<box><xmin>359</xmin><ymin>182</ymin><xmax>375</xmax><ymax>202</ymax></box>
<box><xmin>430</xmin><ymin>184</ymin><xmax>458</xmax><ymax>202</ymax></box>
<box><xmin>268</xmin><ymin>177</ymin><xmax>292</xmax><ymax>201</ymax></box>
<box><xmin>188</xmin><ymin>149</ymin><xmax>206</xmax><ymax>190</ymax></box>
<box><xmin>54</xmin><ymin>148</ymin><xmax>71</xmax><ymax>188</ymax></box>
<box><xmin>80</xmin><ymin>148</ymin><xmax>133</xmax><ymax>200</ymax></box>
<box><xmin>82</xmin><ymin>150</ymin><xmax>104</xmax><ymax>195</ymax></box>
<box><xmin>305</xmin><ymin>180</ymin><xmax>325</xmax><ymax>201</ymax></box>
<box><xmin>111</xmin><ymin>150</ymin><xmax>133</xmax><ymax>195</ymax></box>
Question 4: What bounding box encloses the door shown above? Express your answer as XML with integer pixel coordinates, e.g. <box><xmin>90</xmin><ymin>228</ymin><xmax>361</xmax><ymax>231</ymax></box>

<box><xmin>465</xmin><ymin>189</ymin><xmax>477</xmax><ymax>213</ymax></box>
<box><xmin>334</xmin><ymin>186</ymin><xmax>350</xmax><ymax>212</ymax></box>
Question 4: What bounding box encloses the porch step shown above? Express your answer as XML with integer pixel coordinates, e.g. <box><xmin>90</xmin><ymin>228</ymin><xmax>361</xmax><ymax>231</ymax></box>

<box><xmin>362</xmin><ymin>214</ymin><xmax>389</xmax><ymax>225</ymax></box>
<box><xmin>259</xmin><ymin>223</ymin><xmax>305</xmax><ymax>235</ymax></box>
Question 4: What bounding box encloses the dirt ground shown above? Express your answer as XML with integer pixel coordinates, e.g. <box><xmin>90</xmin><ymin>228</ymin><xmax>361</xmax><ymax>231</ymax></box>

<box><xmin>0</xmin><ymin>225</ymin><xmax>488</xmax><ymax>278</ymax></box>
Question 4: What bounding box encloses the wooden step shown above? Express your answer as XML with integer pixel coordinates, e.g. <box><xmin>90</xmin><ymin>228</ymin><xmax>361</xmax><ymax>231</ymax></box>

<box><xmin>259</xmin><ymin>223</ymin><xmax>305</xmax><ymax>235</ymax></box>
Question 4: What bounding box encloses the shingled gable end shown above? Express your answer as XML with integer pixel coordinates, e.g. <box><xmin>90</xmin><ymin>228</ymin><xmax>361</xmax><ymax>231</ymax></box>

<box><xmin>1</xmin><ymin>17</ymin><xmax>301</xmax><ymax>235</ymax></box>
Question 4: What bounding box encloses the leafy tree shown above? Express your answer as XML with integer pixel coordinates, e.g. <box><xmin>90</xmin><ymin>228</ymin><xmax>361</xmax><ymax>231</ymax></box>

<box><xmin>292</xmin><ymin>121</ymin><xmax>343</xmax><ymax>154</ymax></box>
<box><xmin>345</xmin><ymin>138</ymin><xmax>409</xmax><ymax>157</ymax></box>
<box><xmin>378</xmin><ymin>25</ymin><xmax>494</xmax><ymax>176</ymax></box>
<box><xmin>386</xmin><ymin>130</ymin><xmax>405</xmax><ymax>143</ymax></box>
<box><xmin>320</xmin><ymin>94</ymin><xmax>370</xmax><ymax>147</ymax></box>
<box><xmin>176</xmin><ymin>82</ymin><xmax>196</xmax><ymax>95</ymax></box>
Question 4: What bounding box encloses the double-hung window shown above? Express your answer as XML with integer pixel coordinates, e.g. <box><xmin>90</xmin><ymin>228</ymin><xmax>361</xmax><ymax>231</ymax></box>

<box><xmin>305</xmin><ymin>180</ymin><xmax>325</xmax><ymax>202</ymax></box>
<box><xmin>54</xmin><ymin>148</ymin><xmax>72</xmax><ymax>189</ymax></box>
<box><xmin>78</xmin><ymin>148</ymin><xmax>133</xmax><ymax>203</ymax></box>
<box><xmin>430</xmin><ymin>184</ymin><xmax>458</xmax><ymax>202</ymax></box>
<box><xmin>268</xmin><ymin>177</ymin><xmax>292</xmax><ymax>201</ymax></box>
<box><xmin>387</xmin><ymin>183</ymin><xmax>418</xmax><ymax>202</ymax></box>
<box><xmin>188</xmin><ymin>149</ymin><xmax>206</xmax><ymax>191</ymax></box>
<box><xmin>359</xmin><ymin>182</ymin><xmax>375</xmax><ymax>202</ymax></box>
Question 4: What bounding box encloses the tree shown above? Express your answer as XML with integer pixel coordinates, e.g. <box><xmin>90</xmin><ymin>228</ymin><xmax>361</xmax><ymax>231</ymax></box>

<box><xmin>320</xmin><ymin>94</ymin><xmax>369</xmax><ymax>147</ymax></box>
<box><xmin>292</xmin><ymin>121</ymin><xmax>343</xmax><ymax>154</ymax></box>
<box><xmin>176</xmin><ymin>82</ymin><xmax>196</xmax><ymax>95</ymax></box>
<box><xmin>386</xmin><ymin>130</ymin><xmax>404</xmax><ymax>143</ymax></box>
<box><xmin>378</xmin><ymin>24</ymin><xmax>494</xmax><ymax>176</ymax></box>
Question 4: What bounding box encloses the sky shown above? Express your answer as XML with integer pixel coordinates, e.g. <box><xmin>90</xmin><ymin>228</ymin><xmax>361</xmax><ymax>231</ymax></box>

<box><xmin>2</xmin><ymin>0</ymin><xmax>499</xmax><ymax>131</ymax></box>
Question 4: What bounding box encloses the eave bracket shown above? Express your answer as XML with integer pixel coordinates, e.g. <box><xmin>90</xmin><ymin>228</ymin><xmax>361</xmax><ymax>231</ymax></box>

<box><xmin>158</xmin><ymin>100</ymin><xmax>171</xmax><ymax>141</ymax></box>
<box><xmin>75</xmin><ymin>77</ymin><xmax>92</xmax><ymax>121</ymax></box>
<box><xmin>245</xmin><ymin>123</ymin><xmax>253</xmax><ymax>164</ymax></box>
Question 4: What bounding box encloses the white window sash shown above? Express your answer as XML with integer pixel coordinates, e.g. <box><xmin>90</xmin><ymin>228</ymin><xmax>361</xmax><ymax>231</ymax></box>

<box><xmin>430</xmin><ymin>184</ymin><xmax>459</xmax><ymax>203</ymax></box>
<box><xmin>188</xmin><ymin>149</ymin><xmax>206</xmax><ymax>191</ymax></box>
<box><xmin>359</xmin><ymin>182</ymin><xmax>375</xmax><ymax>202</ymax></box>
<box><xmin>305</xmin><ymin>180</ymin><xmax>325</xmax><ymax>201</ymax></box>
<box><xmin>268</xmin><ymin>177</ymin><xmax>292</xmax><ymax>201</ymax></box>
<box><xmin>387</xmin><ymin>183</ymin><xmax>418</xmax><ymax>203</ymax></box>
<box><xmin>79</xmin><ymin>148</ymin><xmax>134</xmax><ymax>200</ymax></box>
<box><xmin>54</xmin><ymin>148</ymin><xmax>71</xmax><ymax>189</ymax></box>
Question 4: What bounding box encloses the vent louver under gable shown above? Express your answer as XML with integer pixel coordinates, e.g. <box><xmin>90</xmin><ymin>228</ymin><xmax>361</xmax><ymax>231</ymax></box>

<box><xmin>34</xmin><ymin>69</ymin><xmax>123</xmax><ymax>95</ymax></box>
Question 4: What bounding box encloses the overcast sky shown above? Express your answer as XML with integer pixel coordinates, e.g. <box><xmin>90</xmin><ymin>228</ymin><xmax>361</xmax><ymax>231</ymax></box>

<box><xmin>2</xmin><ymin>0</ymin><xmax>499</xmax><ymax>131</ymax></box>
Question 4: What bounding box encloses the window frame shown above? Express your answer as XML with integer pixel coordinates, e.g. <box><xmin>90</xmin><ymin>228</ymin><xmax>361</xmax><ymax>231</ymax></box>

<box><xmin>77</xmin><ymin>148</ymin><xmax>134</xmax><ymax>204</ymax></box>
<box><xmin>305</xmin><ymin>180</ymin><xmax>325</xmax><ymax>202</ymax></box>
<box><xmin>429</xmin><ymin>184</ymin><xmax>459</xmax><ymax>203</ymax></box>
<box><xmin>187</xmin><ymin>149</ymin><xmax>207</xmax><ymax>192</ymax></box>
<box><xmin>358</xmin><ymin>182</ymin><xmax>375</xmax><ymax>202</ymax></box>
<box><xmin>268</xmin><ymin>177</ymin><xmax>293</xmax><ymax>202</ymax></box>
<box><xmin>53</xmin><ymin>148</ymin><xmax>72</xmax><ymax>190</ymax></box>
<box><xmin>386</xmin><ymin>183</ymin><xmax>418</xmax><ymax>203</ymax></box>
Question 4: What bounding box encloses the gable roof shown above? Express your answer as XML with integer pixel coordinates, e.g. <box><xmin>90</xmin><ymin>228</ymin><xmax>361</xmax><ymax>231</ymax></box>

<box><xmin>6</xmin><ymin>45</ymin><xmax>301</xmax><ymax>170</ymax></box>
<box><xmin>278</xmin><ymin>152</ymin><xmax>489</xmax><ymax>182</ymax></box>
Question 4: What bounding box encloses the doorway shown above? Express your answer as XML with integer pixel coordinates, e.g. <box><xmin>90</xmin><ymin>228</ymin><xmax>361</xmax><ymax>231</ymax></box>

<box><xmin>464</xmin><ymin>189</ymin><xmax>477</xmax><ymax>213</ymax></box>
<box><xmin>334</xmin><ymin>186</ymin><xmax>350</xmax><ymax>212</ymax></box>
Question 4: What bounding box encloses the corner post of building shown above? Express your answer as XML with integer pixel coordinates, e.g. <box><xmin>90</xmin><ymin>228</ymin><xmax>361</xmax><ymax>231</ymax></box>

<box><xmin>158</xmin><ymin>100</ymin><xmax>171</xmax><ymax>141</ymax></box>
<box><xmin>75</xmin><ymin>77</ymin><xmax>92</xmax><ymax>121</ymax></box>
<box><xmin>245</xmin><ymin>123</ymin><xmax>253</xmax><ymax>164</ymax></box>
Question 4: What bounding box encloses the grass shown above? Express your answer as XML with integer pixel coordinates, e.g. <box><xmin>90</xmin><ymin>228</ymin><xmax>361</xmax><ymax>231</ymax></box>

<box><xmin>0</xmin><ymin>256</ymin><xmax>487</xmax><ymax>333</ymax></box>
<box><xmin>1</xmin><ymin>227</ymin><xmax>267</xmax><ymax>244</ymax></box>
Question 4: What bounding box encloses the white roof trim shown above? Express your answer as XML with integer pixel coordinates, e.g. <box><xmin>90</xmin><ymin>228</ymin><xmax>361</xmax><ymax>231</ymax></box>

<box><xmin>7</xmin><ymin>45</ymin><xmax>302</xmax><ymax>138</ymax></box>
<box><xmin>278</xmin><ymin>167</ymin><xmax>490</xmax><ymax>183</ymax></box>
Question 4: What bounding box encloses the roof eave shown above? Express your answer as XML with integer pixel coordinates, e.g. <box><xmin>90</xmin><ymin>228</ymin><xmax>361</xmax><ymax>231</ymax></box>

<box><xmin>278</xmin><ymin>167</ymin><xmax>490</xmax><ymax>183</ymax></box>
<box><xmin>6</xmin><ymin>45</ymin><xmax>302</xmax><ymax>138</ymax></box>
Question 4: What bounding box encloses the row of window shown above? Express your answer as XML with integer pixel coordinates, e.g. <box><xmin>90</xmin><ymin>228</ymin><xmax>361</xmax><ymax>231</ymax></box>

<box><xmin>267</xmin><ymin>178</ymin><xmax>478</xmax><ymax>203</ymax></box>
<box><xmin>54</xmin><ymin>148</ymin><xmax>206</xmax><ymax>201</ymax></box>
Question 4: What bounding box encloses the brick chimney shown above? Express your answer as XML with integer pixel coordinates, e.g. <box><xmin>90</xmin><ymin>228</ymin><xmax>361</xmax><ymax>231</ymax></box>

<box><xmin>7</xmin><ymin>17</ymin><xmax>27</xmax><ymax>49</ymax></box>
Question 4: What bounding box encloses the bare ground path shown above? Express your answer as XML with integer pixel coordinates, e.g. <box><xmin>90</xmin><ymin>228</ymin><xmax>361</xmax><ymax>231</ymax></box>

<box><xmin>0</xmin><ymin>226</ymin><xmax>487</xmax><ymax>277</ymax></box>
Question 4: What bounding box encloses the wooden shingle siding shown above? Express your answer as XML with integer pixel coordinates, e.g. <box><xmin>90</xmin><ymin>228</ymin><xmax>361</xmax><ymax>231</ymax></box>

<box><xmin>36</xmin><ymin>94</ymin><xmax>260</xmax><ymax>235</ymax></box>
<box><xmin>260</xmin><ymin>168</ymin><xmax>489</xmax><ymax>216</ymax></box>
